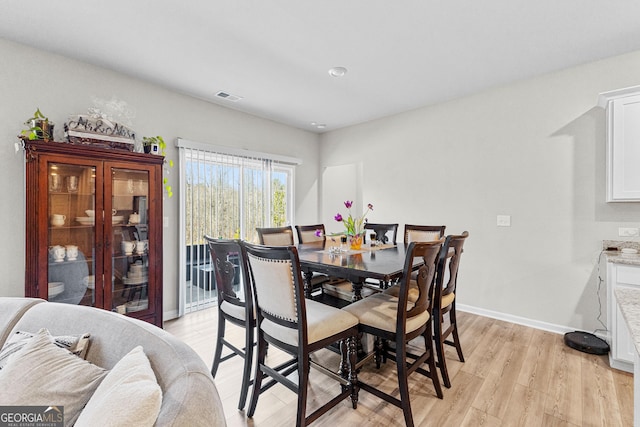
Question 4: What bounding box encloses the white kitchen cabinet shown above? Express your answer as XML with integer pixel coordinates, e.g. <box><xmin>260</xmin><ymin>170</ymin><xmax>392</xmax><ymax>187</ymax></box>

<box><xmin>599</xmin><ymin>86</ymin><xmax>640</xmax><ymax>202</ymax></box>
<box><xmin>607</xmin><ymin>262</ymin><xmax>640</xmax><ymax>372</ymax></box>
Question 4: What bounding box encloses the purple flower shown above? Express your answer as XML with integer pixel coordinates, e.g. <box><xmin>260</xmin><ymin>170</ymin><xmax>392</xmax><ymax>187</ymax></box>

<box><xmin>344</xmin><ymin>200</ymin><xmax>353</xmax><ymax>209</ymax></box>
<box><xmin>368</xmin><ymin>203</ymin><xmax>373</xmax><ymax>210</ymax></box>
<box><xmin>334</xmin><ymin>213</ymin><xmax>343</xmax><ymax>222</ymax></box>
<box><xmin>314</xmin><ymin>229</ymin><xmax>323</xmax><ymax>237</ymax></box>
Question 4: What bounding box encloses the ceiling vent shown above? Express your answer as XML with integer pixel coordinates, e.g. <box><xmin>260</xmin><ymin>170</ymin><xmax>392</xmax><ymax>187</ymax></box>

<box><xmin>215</xmin><ymin>91</ymin><xmax>243</xmax><ymax>102</ymax></box>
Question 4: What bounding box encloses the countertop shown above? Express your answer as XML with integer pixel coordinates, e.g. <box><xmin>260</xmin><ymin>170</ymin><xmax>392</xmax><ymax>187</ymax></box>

<box><xmin>616</xmin><ymin>288</ymin><xmax>640</xmax><ymax>355</ymax></box>
<box><xmin>604</xmin><ymin>240</ymin><xmax>640</xmax><ymax>266</ymax></box>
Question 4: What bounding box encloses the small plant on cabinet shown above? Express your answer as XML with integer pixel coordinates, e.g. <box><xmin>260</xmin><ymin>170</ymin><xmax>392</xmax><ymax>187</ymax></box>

<box><xmin>142</xmin><ymin>135</ymin><xmax>173</xmax><ymax>198</ymax></box>
<box><xmin>20</xmin><ymin>108</ymin><xmax>54</xmax><ymax>141</ymax></box>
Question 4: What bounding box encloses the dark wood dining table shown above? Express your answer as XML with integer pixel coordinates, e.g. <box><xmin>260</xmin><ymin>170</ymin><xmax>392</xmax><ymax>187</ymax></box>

<box><xmin>296</xmin><ymin>241</ymin><xmax>420</xmax><ymax>301</ymax></box>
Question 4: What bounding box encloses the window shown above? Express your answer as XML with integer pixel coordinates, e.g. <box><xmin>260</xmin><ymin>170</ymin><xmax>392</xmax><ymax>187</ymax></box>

<box><xmin>177</xmin><ymin>138</ymin><xmax>299</xmax><ymax>313</ymax></box>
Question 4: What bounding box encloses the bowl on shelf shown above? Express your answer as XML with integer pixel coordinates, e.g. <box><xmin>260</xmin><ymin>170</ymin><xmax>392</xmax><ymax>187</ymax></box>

<box><xmin>75</xmin><ymin>217</ymin><xmax>95</xmax><ymax>226</ymax></box>
<box><xmin>85</xmin><ymin>210</ymin><xmax>95</xmax><ymax>217</ymax></box>
<box><xmin>48</xmin><ymin>281</ymin><xmax>65</xmax><ymax>298</ymax></box>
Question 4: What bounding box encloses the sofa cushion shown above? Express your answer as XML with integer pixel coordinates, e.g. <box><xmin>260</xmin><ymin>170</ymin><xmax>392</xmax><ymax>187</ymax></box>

<box><xmin>0</xmin><ymin>328</ymin><xmax>107</xmax><ymax>426</ymax></box>
<box><xmin>0</xmin><ymin>330</ymin><xmax>90</xmax><ymax>370</ymax></box>
<box><xmin>75</xmin><ymin>345</ymin><xmax>162</xmax><ymax>427</ymax></box>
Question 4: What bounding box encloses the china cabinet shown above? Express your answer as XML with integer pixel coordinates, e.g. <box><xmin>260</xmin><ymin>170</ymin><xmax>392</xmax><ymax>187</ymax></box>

<box><xmin>24</xmin><ymin>140</ymin><xmax>164</xmax><ymax>327</ymax></box>
<box><xmin>599</xmin><ymin>85</ymin><xmax>640</xmax><ymax>202</ymax></box>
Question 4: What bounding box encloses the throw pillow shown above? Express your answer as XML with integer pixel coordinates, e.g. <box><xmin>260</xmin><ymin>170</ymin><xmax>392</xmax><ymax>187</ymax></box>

<box><xmin>75</xmin><ymin>346</ymin><xmax>162</xmax><ymax>427</ymax></box>
<box><xmin>0</xmin><ymin>330</ymin><xmax>91</xmax><ymax>370</ymax></box>
<box><xmin>0</xmin><ymin>328</ymin><xmax>106</xmax><ymax>426</ymax></box>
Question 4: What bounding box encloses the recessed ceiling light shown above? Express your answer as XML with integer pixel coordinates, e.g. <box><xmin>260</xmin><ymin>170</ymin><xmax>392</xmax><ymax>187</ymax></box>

<box><xmin>328</xmin><ymin>67</ymin><xmax>347</xmax><ymax>77</ymax></box>
<box><xmin>316</xmin><ymin>124</ymin><xmax>326</xmax><ymax>129</ymax></box>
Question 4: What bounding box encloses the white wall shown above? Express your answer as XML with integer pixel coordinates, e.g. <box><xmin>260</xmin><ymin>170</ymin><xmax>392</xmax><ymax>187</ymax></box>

<box><xmin>5</xmin><ymin>35</ymin><xmax>640</xmax><ymax>332</ymax></box>
<box><xmin>0</xmin><ymin>38</ymin><xmax>321</xmax><ymax>318</ymax></box>
<box><xmin>320</xmin><ymin>50</ymin><xmax>640</xmax><ymax>331</ymax></box>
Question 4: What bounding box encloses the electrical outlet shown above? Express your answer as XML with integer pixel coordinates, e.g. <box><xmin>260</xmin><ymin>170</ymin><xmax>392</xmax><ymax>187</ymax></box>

<box><xmin>618</xmin><ymin>227</ymin><xmax>639</xmax><ymax>237</ymax></box>
<box><xmin>163</xmin><ymin>216</ymin><xmax>169</xmax><ymax>228</ymax></box>
<box><xmin>497</xmin><ymin>215</ymin><xmax>511</xmax><ymax>227</ymax></box>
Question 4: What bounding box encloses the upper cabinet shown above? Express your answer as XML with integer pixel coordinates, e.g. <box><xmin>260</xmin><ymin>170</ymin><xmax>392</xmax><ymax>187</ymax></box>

<box><xmin>599</xmin><ymin>86</ymin><xmax>640</xmax><ymax>202</ymax></box>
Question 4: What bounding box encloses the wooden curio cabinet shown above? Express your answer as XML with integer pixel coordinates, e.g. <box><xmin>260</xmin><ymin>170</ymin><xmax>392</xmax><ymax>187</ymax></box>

<box><xmin>24</xmin><ymin>140</ymin><xmax>164</xmax><ymax>327</ymax></box>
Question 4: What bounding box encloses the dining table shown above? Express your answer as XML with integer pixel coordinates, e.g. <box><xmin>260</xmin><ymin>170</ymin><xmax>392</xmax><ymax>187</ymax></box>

<box><xmin>296</xmin><ymin>241</ymin><xmax>421</xmax><ymax>301</ymax></box>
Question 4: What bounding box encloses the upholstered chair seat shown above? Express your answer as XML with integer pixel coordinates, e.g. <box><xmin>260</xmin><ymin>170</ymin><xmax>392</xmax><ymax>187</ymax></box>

<box><xmin>262</xmin><ymin>299</ymin><xmax>358</xmax><ymax>346</ymax></box>
<box><xmin>343</xmin><ymin>293</ymin><xmax>428</xmax><ymax>334</ymax></box>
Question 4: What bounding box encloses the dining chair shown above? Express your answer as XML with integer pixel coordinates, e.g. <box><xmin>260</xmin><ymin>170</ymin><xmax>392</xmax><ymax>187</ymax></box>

<box><xmin>383</xmin><ymin>224</ymin><xmax>447</xmax><ymax>299</ymax></box>
<box><xmin>364</xmin><ymin>223</ymin><xmax>399</xmax><ymax>245</ymax></box>
<box><xmin>204</xmin><ymin>236</ymin><xmax>255</xmax><ymax>410</ymax></box>
<box><xmin>361</xmin><ymin>223</ymin><xmax>400</xmax><ymax>289</ymax></box>
<box><xmin>403</xmin><ymin>224</ymin><xmax>446</xmax><ymax>243</ymax></box>
<box><xmin>295</xmin><ymin>224</ymin><xmax>346</xmax><ymax>298</ymax></box>
<box><xmin>295</xmin><ymin>224</ymin><xmax>326</xmax><ymax>244</ymax></box>
<box><xmin>242</xmin><ymin>242</ymin><xmax>360</xmax><ymax>427</ymax></box>
<box><xmin>433</xmin><ymin>231</ymin><xmax>469</xmax><ymax>388</ymax></box>
<box><xmin>343</xmin><ymin>240</ymin><xmax>444</xmax><ymax>427</ymax></box>
<box><xmin>256</xmin><ymin>226</ymin><xmax>295</xmax><ymax>246</ymax></box>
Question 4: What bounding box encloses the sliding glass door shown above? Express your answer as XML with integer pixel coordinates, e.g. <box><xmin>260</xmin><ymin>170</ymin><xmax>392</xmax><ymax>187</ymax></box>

<box><xmin>178</xmin><ymin>139</ymin><xmax>296</xmax><ymax>313</ymax></box>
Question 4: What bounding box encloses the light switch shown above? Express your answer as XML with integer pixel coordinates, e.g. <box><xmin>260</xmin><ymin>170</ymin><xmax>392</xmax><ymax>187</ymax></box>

<box><xmin>163</xmin><ymin>216</ymin><xmax>169</xmax><ymax>228</ymax></box>
<box><xmin>497</xmin><ymin>215</ymin><xmax>511</xmax><ymax>227</ymax></box>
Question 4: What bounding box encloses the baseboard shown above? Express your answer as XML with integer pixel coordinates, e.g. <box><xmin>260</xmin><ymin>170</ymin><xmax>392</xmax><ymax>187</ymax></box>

<box><xmin>163</xmin><ymin>300</ymin><xmax>604</xmax><ymax>342</ymax></box>
<box><xmin>457</xmin><ymin>303</ymin><xmax>606</xmax><ymax>340</ymax></box>
<box><xmin>163</xmin><ymin>309</ymin><xmax>179</xmax><ymax>322</ymax></box>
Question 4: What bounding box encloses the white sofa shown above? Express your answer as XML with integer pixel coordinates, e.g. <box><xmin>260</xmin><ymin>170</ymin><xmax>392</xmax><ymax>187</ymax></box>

<box><xmin>0</xmin><ymin>297</ymin><xmax>226</xmax><ymax>426</ymax></box>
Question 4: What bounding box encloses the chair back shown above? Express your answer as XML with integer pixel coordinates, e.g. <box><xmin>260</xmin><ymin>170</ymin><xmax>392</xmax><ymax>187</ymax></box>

<box><xmin>435</xmin><ymin>231</ymin><xmax>469</xmax><ymax>308</ymax></box>
<box><xmin>364</xmin><ymin>223</ymin><xmax>398</xmax><ymax>245</ymax></box>
<box><xmin>256</xmin><ymin>226</ymin><xmax>294</xmax><ymax>246</ymax></box>
<box><xmin>404</xmin><ymin>224</ymin><xmax>446</xmax><ymax>244</ymax></box>
<box><xmin>295</xmin><ymin>224</ymin><xmax>326</xmax><ymax>243</ymax></box>
<box><xmin>396</xmin><ymin>240</ymin><xmax>442</xmax><ymax>333</ymax></box>
<box><xmin>242</xmin><ymin>242</ymin><xmax>308</xmax><ymax>347</ymax></box>
<box><xmin>204</xmin><ymin>236</ymin><xmax>253</xmax><ymax>312</ymax></box>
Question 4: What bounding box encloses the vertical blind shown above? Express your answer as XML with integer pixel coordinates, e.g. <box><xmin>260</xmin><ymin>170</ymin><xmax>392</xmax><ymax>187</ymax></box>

<box><xmin>176</xmin><ymin>138</ymin><xmax>300</xmax><ymax>314</ymax></box>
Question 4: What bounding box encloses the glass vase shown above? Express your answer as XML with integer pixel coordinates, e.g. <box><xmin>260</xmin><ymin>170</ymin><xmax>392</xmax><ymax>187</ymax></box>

<box><xmin>349</xmin><ymin>233</ymin><xmax>363</xmax><ymax>250</ymax></box>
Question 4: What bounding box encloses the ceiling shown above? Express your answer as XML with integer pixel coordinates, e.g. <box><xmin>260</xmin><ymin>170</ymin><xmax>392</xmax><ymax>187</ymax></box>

<box><xmin>2</xmin><ymin>1</ymin><xmax>640</xmax><ymax>133</ymax></box>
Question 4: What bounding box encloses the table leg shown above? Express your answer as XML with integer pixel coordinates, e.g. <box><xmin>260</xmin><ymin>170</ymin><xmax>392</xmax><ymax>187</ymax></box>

<box><xmin>302</xmin><ymin>270</ymin><xmax>314</xmax><ymax>299</ymax></box>
<box><xmin>351</xmin><ymin>280</ymin><xmax>364</xmax><ymax>301</ymax></box>
<box><xmin>348</xmin><ymin>335</ymin><xmax>359</xmax><ymax>409</ymax></box>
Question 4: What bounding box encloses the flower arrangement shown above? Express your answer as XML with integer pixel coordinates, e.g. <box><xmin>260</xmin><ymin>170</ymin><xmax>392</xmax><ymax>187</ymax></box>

<box><xmin>335</xmin><ymin>200</ymin><xmax>373</xmax><ymax>236</ymax></box>
<box><xmin>317</xmin><ymin>200</ymin><xmax>373</xmax><ymax>250</ymax></box>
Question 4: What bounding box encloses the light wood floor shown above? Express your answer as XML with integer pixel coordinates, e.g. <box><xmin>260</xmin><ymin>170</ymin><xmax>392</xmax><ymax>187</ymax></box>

<box><xmin>164</xmin><ymin>308</ymin><xmax>633</xmax><ymax>426</ymax></box>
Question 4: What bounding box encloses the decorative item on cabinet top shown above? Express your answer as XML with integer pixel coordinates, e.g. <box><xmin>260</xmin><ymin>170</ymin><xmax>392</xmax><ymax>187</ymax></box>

<box><xmin>19</xmin><ymin>108</ymin><xmax>54</xmax><ymax>142</ymax></box>
<box><xmin>64</xmin><ymin>114</ymin><xmax>135</xmax><ymax>151</ymax></box>
<box><xmin>65</xmin><ymin>97</ymin><xmax>136</xmax><ymax>151</ymax></box>
<box><xmin>143</xmin><ymin>135</ymin><xmax>174</xmax><ymax>198</ymax></box>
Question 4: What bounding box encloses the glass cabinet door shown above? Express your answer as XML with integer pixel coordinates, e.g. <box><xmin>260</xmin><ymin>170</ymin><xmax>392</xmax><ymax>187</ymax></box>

<box><xmin>47</xmin><ymin>162</ymin><xmax>97</xmax><ymax>306</ymax></box>
<box><xmin>109</xmin><ymin>167</ymin><xmax>150</xmax><ymax>315</ymax></box>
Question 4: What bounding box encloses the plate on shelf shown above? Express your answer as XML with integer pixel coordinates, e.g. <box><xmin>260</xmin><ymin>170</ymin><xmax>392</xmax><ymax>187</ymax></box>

<box><xmin>126</xmin><ymin>299</ymin><xmax>148</xmax><ymax>313</ymax></box>
<box><xmin>122</xmin><ymin>275</ymin><xmax>148</xmax><ymax>285</ymax></box>
<box><xmin>112</xmin><ymin>215</ymin><xmax>124</xmax><ymax>225</ymax></box>
<box><xmin>48</xmin><ymin>282</ymin><xmax>65</xmax><ymax>297</ymax></box>
<box><xmin>75</xmin><ymin>217</ymin><xmax>95</xmax><ymax>225</ymax></box>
